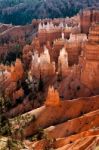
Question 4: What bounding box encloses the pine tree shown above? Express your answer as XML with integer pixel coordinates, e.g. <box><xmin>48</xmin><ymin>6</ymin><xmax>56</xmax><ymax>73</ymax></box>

<box><xmin>38</xmin><ymin>73</ymin><xmax>44</xmax><ymax>92</ymax></box>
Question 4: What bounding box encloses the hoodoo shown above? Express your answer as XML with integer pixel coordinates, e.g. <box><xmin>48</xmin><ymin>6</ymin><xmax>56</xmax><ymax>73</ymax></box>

<box><xmin>0</xmin><ymin>2</ymin><xmax>99</xmax><ymax>149</ymax></box>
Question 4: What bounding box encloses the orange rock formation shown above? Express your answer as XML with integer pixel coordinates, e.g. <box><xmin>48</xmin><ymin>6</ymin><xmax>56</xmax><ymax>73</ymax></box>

<box><xmin>0</xmin><ymin>8</ymin><xmax>99</xmax><ymax>150</ymax></box>
<box><xmin>80</xmin><ymin>8</ymin><xmax>99</xmax><ymax>34</ymax></box>
<box><xmin>45</xmin><ymin>86</ymin><xmax>61</xmax><ymax>107</ymax></box>
<box><xmin>81</xmin><ymin>23</ymin><xmax>99</xmax><ymax>92</ymax></box>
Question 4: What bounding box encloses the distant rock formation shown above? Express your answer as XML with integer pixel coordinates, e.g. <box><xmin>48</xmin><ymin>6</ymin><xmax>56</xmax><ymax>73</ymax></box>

<box><xmin>0</xmin><ymin>59</ymin><xmax>24</xmax><ymax>101</ymax></box>
<box><xmin>58</xmin><ymin>47</ymin><xmax>68</xmax><ymax>77</ymax></box>
<box><xmin>38</xmin><ymin>20</ymin><xmax>80</xmax><ymax>45</ymax></box>
<box><xmin>65</xmin><ymin>33</ymin><xmax>88</xmax><ymax>65</ymax></box>
<box><xmin>80</xmin><ymin>8</ymin><xmax>99</xmax><ymax>34</ymax></box>
<box><xmin>31</xmin><ymin>46</ymin><xmax>55</xmax><ymax>78</ymax></box>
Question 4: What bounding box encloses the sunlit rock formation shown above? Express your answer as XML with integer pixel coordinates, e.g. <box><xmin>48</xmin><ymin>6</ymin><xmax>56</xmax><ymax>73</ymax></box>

<box><xmin>81</xmin><ymin>23</ymin><xmax>99</xmax><ymax>93</ymax></box>
<box><xmin>0</xmin><ymin>8</ymin><xmax>99</xmax><ymax>150</ymax></box>
<box><xmin>38</xmin><ymin>19</ymin><xmax>81</xmax><ymax>45</ymax></box>
<box><xmin>65</xmin><ymin>33</ymin><xmax>88</xmax><ymax>65</ymax></box>
<box><xmin>38</xmin><ymin>22</ymin><xmax>62</xmax><ymax>45</ymax></box>
<box><xmin>88</xmin><ymin>22</ymin><xmax>99</xmax><ymax>42</ymax></box>
<box><xmin>64</xmin><ymin>22</ymin><xmax>81</xmax><ymax>38</ymax></box>
<box><xmin>58</xmin><ymin>47</ymin><xmax>69</xmax><ymax>77</ymax></box>
<box><xmin>31</xmin><ymin>46</ymin><xmax>55</xmax><ymax>78</ymax></box>
<box><xmin>12</xmin><ymin>95</ymin><xmax>99</xmax><ymax>138</ymax></box>
<box><xmin>45</xmin><ymin>86</ymin><xmax>61</xmax><ymax>106</ymax></box>
<box><xmin>11</xmin><ymin>59</ymin><xmax>24</xmax><ymax>82</ymax></box>
<box><xmin>0</xmin><ymin>59</ymin><xmax>24</xmax><ymax>101</ymax></box>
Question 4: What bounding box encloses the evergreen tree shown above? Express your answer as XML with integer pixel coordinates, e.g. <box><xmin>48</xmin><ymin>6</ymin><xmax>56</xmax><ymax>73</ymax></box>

<box><xmin>38</xmin><ymin>73</ymin><xmax>44</xmax><ymax>92</ymax></box>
